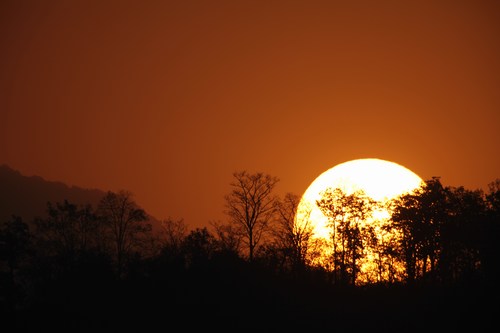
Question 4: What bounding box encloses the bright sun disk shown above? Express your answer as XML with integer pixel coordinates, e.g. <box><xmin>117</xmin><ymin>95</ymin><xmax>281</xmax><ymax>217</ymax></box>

<box><xmin>297</xmin><ymin>158</ymin><xmax>423</xmax><ymax>245</ymax></box>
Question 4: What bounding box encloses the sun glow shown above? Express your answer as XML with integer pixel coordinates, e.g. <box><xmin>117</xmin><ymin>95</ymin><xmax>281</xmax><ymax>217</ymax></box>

<box><xmin>296</xmin><ymin>158</ymin><xmax>424</xmax><ymax>283</ymax></box>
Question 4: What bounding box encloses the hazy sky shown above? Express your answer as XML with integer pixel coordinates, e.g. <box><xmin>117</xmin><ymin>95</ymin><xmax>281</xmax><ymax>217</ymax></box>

<box><xmin>1</xmin><ymin>0</ymin><xmax>499</xmax><ymax>230</ymax></box>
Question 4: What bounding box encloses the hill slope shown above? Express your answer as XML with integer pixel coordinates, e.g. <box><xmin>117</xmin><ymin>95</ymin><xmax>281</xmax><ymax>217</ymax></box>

<box><xmin>0</xmin><ymin>164</ymin><xmax>106</xmax><ymax>223</ymax></box>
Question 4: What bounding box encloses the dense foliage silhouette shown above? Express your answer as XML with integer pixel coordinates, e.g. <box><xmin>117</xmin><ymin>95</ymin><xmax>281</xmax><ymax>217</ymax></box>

<box><xmin>1</xmin><ymin>173</ymin><xmax>499</xmax><ymax>331</ymax></box>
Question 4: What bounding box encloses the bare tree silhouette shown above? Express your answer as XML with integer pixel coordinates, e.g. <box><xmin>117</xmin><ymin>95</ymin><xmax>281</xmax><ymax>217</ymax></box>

<box><xmin>97</xmin><ymin>190</ymin><xmax>150</xmax><ymax>277</ymax></box>
<box><xmin>224</xmin><ymin>171</ymin><xmax>279</xmax><ymax>262</ymax></box>
<box><xmin>35</xmin><ymin>200</ymin><xmax>98</xmax><ymax>259</ymax></box>
<box><xmin>274</xmin><ymin>192</ymin><xmax>314</xmax><ymax>276</ymax></box>
<box><xmin>210</xmin><ymin>220</ymin><xmax>242</xmax><ymax>256</ymax></box>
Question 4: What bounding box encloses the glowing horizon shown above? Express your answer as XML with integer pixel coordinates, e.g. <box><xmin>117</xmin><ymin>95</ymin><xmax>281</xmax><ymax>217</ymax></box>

<box><xmin>296</xmin><ymin>158</ymin><xmax>424</xmax><ymax>279</ymax></box>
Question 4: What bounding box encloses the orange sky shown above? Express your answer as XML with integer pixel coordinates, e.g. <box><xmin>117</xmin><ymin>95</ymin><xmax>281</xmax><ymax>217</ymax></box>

<box><xmin>1</xmin><ymin>0</ymin><xmax>499</xmax><ymax>230</ymax></box>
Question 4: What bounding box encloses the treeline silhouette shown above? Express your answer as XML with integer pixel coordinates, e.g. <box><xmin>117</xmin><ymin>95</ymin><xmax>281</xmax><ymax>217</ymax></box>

<box><xmin>1</xmin><ymin>172</ymin><xmax>499</xmax><ymax>331</ymax></box>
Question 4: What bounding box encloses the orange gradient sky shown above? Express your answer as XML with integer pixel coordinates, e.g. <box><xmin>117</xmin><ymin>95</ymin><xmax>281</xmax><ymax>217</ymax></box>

<box><xmin>1</xmin><ymin>0</ymin><xmax>499</xmax><ymax>230</ymax></box>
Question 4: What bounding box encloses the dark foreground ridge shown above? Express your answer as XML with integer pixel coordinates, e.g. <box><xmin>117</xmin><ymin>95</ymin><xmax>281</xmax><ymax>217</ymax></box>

<box><xmin>6</xmin><ymin>262</ymin><xmax>497</xmax><ymax>332</ymax></box>
<box><xmin>2</xmin><ymin>169</ymin><xmax>499</xmax><ymax>332</ymax></box>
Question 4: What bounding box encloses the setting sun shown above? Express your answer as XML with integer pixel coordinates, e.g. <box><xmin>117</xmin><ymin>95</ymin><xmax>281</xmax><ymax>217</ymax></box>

<box><xmin>296</xmin><ymin>158</ymin><xmax>424</xmax><ymax>282</ymax></box>
<box><xmin>1</xmin><ymin>0</ymin><xmax>498</xmax><ymax>330</ymax></box>
<box><xmin>297</xmin><ymin>158</ymin><xmax>423</xmax><ymax>238</ymax></box>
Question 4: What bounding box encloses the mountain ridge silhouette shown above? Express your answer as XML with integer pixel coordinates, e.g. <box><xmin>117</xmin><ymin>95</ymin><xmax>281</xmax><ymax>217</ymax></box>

<box><xmin>0</xmin><ymin>164</ymin><xmax>110</xmax><ymax>224</ymax></box>
<box><xmin>0</xmin><ymin>164</ymin><xmax>163</xmax><ymax>229</ymax></box>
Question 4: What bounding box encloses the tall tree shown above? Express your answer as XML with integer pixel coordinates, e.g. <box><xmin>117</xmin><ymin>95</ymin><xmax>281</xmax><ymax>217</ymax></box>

<box><xmin>155</xmin><ymin>217</ymin><xmax>188</xmax><ymax>270</ymax></box>
<box><xmin>274</xmin><ymin>192</ymin><xmax>314</xmax><ymax>275</ymax></box>
<box><xmin>97</xmin><ymin>190</ymin><xmax>150</xmax><ymax>277</ymax></box>
<box><xmin>224</xmin><ymin>171</ymin><xmax>279</xmax><ymax>262</ymax></box>
<box><xmin>391</xmin><ymin>177</ymin><xmax>448</xmax><ymax>284</ymax></box>
<box><xmin>439</xmin><ymin>186</ymin><xmax>485</xmax><ymax>284</ymax></box>
<box><xmin>159</xmin><ymin>217</ymin><xmax>187</xmax><ymax>257</ymax></box>
<box><xmin>210</xmin><ymin>220</ymin><xmax>242</xmax><ymax>257</ymax></box>
<box><xmin>317</xmin><ymin>188</ymin><xmax>376</xmax><ymax>285</ymax></box>
<box><xmin>482</xmin><ymin>179</ymin><xmax>500</xmax><ymax>283</ymax></box>
<box><xmin>182</xmin><ymin>227</ymin><xmax>217</xmax><ymax>270</ymax></box>
<box><xmin>35</xmin><ymin>200</ymin><xmax>98</xmax><ymax>259</ymax></box>
<box><xmin>0</xmin><ymin>216</ymin><xmax>31</xmax><ymax>283</ymax></box>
